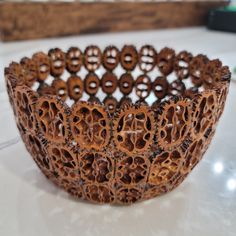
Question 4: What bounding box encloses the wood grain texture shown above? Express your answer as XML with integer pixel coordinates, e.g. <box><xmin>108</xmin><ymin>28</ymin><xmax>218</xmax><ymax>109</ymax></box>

<box><xmin>0</xmin><ymin>1</ymin><xmax>228</xmax><ymax>41</ymax></box>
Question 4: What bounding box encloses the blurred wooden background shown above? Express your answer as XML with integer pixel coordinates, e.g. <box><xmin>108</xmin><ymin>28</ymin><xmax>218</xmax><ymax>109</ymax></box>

<box><xmin>0</xmin><ymin>1</ymin><xmax>228</xmax><ymax>41</ymax></box>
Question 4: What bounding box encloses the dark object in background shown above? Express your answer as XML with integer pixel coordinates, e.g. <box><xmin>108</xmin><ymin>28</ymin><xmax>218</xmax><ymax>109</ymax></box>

<box><xmin>208</xmin><ymin>6</ymin><xmax>236</xmax><ymax>33</ymax></box>
<box><xmin>0</xmin><ymin>1</ymin><xmax>228</xmax><ymax>42</ymax></box>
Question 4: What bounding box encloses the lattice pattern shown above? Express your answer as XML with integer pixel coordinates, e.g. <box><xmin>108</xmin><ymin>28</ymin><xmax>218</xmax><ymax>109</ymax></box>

<box><xmin>70</xmin><ymin>102</ymin><xmax>110</xmax><ymax>150</ymax></box>
<box><xmin>113</xmin><ymin>105</ymin><xmax>155</xmax><ymax>155</ymax></box>
<box><xmin>5</xmin><ymin>45</ymin><xmax>231</xmax><ymax>204</ymax></box>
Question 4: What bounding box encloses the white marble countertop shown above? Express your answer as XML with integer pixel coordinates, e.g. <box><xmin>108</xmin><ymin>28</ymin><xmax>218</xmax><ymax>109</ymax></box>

<box><xmin>0</xmin><ymin>27</ymin><xmax>236</xmax><ymax>236</ymax></box>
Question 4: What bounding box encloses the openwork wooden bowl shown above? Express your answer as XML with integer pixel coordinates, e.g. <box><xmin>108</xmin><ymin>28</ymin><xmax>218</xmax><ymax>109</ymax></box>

<box><xmin>5</xmin><ymin>45</ymin><xmax>231</xmax><ymax>204</ymax></box>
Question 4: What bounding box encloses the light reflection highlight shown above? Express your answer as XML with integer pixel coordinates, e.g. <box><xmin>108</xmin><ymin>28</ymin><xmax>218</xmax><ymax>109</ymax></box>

<box><xmin>213</xmin><ymin>162</ymin><xmax>224</xmax><ymax>174</ymax></box>
<box><xmin>227</xmin><ymin>178</ymin><xmax>236</xmax><ymax>191</ymax></box>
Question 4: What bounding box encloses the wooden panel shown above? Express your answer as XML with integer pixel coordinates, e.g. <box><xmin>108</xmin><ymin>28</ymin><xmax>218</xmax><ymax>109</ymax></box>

<box><xmin>0</xmin><ymin>1</ymin><xmax>228</xmax><ymax>41</ymax></box>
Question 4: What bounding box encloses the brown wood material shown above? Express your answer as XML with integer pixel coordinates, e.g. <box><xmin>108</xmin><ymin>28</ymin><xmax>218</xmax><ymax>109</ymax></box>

<box><xmin>0</xmin><ymin>1</ymin><xmax>227</xmax><ymax>42</ymax></box>
<box><xmin>5</xmin><ymin>45</ymin><xmax>231</xmax><ymax>204</ymax></box>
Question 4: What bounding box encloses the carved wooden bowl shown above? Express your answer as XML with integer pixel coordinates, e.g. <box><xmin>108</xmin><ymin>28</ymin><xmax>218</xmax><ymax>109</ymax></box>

<box><xmin>5</xmin><ymin>45</ymin><xmax>231</xmax><ymax>204</ymax></box>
